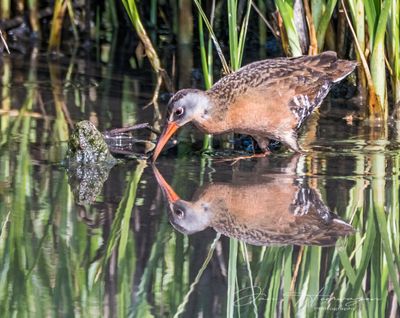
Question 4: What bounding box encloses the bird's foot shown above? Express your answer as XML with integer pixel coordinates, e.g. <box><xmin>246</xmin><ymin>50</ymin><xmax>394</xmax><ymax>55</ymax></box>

<box><xmin>215</xmin><ymin>151</ymin><xmax>271</xmax><ymax>166</ymax></box>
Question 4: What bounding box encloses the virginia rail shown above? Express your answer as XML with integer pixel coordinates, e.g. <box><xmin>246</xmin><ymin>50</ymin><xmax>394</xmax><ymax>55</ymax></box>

<box><xmin>152</xmin><ymin>162</ymin><xmax>354</xmax><ymax>246</ymax></box>
<box><xmin>152</xmin><ymin>51</ymin><xmax>357</xmax><ymax>161</ymax></box>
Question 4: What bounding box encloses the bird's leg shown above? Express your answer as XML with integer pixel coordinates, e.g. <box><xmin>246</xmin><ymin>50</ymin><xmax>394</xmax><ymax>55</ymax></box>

<box><xmin>281</xmin><ymin>131</ymin><xmax>307</xmax><ymax>154</ymax></box>
<box><xmin>215</xmin><ymin>136</ymin><xmax>271</xmax><ymax>165</ymax></box>
<box><xmin>215</xmin><ymin>153</ymin><xmax>270</xmax><ymax>165</ymax></box>
<box><xmin>215</xmin><ymin>150</ymin><xmax>271</xmax><ymax>165</ymax></box>
<box><xmin>254</xmin><ymin>136</ymin><xmax>270</xmax><ymax>153</ymax></box>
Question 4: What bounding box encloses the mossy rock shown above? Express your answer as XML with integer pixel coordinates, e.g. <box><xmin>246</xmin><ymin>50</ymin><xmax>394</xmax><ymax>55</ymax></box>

<box><xmin>66</xmin><ymin>120</ymin><xmax>117</xmax><ymax>204</ymax></box>
<box><xmin>66</xmin><ymin>120</ymin><xmax>116</xmax><ymax>165</ymax></box>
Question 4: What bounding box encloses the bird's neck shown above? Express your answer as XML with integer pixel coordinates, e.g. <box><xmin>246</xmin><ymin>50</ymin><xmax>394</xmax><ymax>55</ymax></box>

<box><xmin>192</xmin><ymin>93</ymin><xmax>231</xmax><ymax>134</ymax></box>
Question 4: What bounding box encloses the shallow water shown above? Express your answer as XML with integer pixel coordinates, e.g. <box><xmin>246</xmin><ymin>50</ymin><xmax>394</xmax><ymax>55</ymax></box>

<box><xmin>1</xmin><ymin>49</ymin><xmax>399</xmax><ymax>317</ymax></box>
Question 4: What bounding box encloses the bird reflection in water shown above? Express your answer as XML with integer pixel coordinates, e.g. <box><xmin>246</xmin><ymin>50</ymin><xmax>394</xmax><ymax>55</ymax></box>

<box><xmin>153</xmin><ymin>157</ymin><xmax>354</xmax><ymax>246</ymax></box>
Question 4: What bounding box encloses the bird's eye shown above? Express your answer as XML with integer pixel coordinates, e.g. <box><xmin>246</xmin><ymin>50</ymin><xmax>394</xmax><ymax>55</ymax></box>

<box><xmin>175</xmin><ymin>208</ymin><xmax>184</xmax><ymax>219</ymax></box>
<box><xmin>174</xmin><ymin>107</ymin><xmax>184</xmax><ymax>117</ymax></box>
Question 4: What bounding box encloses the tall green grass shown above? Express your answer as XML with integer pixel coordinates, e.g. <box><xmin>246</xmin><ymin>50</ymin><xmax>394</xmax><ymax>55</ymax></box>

<box><xmin>276</xmin><ymin>0</ymin><xmax>400</xmax><ymax>119</ymax></box>
<box><xmin>1</xmin><ymin>0</ymin><xmax>399</xmax><ymax>120</ymax></box>
<box><xmin>1</xmin><ymin>3</ymin><xmax>400</xmax><ymax>318</ymax></box>
<box><xmin>193</xmin><ymin>2</ymin><xmax>254</xmax><ymax>315</ymax></box>
<box><xmin>195</xmin><ymin>0</ymin><xmax>216</xmax><ymax>152</ymax></box>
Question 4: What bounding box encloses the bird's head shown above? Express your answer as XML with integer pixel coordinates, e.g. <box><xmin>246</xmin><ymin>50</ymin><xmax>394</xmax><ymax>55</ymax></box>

<box><xmin>167</xmin><ymin>200</ymin><xmax>211</xmax><ymax>235</ymax></box>
<box><xmin>152</xmin><ymin>89</ymin><xmax>211</xmax><ymax>161</ymax></box>
<box><xmin>152</xmin><ymin>165</ymin><xmax>211</xmax><ymax>234</ymax></box>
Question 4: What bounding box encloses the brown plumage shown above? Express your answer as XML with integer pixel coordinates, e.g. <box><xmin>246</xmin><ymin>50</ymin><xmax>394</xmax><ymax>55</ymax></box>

<box><xmin>152</xmin><ymin>51</ymin><xmax>357</xmax><ymax>161</ymax></box>
<box><xmin>153</xmin><ymin>164</ymin><xmax>354</xmax><ymax>246</ymax></box>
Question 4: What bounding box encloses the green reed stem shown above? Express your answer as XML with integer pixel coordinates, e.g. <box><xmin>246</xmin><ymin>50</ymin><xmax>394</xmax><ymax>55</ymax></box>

<box><xmin>48</xmin><ymin>0</ymin><xmax>67</xmax><ymax>52</ymax></box>
<box><xmin>237</xmin><ymin>0</ymin><xmax>252</xmax><ymax>68</ymax></box>
<box><xmin>240</xmin><ymin>242</ymin><xmax>258</xmax><ymax>316</ymax></box>
<box><xmin>227</xmin><ymin>0</ymin><xmax>239</xmax><ymax>69</ymax></box>
<box><xmin>198</xmin><ymin>12</ymin><xmax>212</xmax><ymax>89</ymax></box>
<box><xmin>193</xmin><ymin>0</ymin><xmax>230</xmax><ymax>74</ymax></box>
<box><xmin>66</xmin><ymin>0</ymin><xmax>79</xmax><ymax>41</ymax></box>
<box><xmin>375</xmin><ymin>201</ymin><xmax>400</xmax><ymax>301</ymax></box>
<box><xmin>370</xmin><ymin>0</ymin><xmax>391</xmax><ymax>115</ymax></box>
<box><xmin>364</xmin><ymin>0</ymin><xmax>377</xmax><ymax>50</ymax></box>
<box><xmin>227</xmin><ymin>239</ymin><xmax>238</xmax><ymax>318</ymax></box>
<box><xmin>173</xmin><ymin>233</ymin><xmax>221</xmax><ymax>318</ymax></box>
<box><xmin>275</xmin><ymin>0</ymin><xmax>302</xmax><ymax>56</ymax></box>
<box><xmin>389</xmin><ymin>0</ymin><xmax>400</xmax><ymax>104</ymax></box>
<box><xmin>107</xmin><ymin>0</ymin><xmax>119</xmax><ymax>28</ymax></box>
<box><xmin>311</xmin><ymin>0</ymin><xmax>324</xmax><ymax>30</ymax></box>
<box><xmin>94</xmin><ymin>161</ymin><xmax>146</xmax><ymax>281</ymax></box>
<box><xmin>316</xmin><ymin>0</ymin><xmax>338</xmax><ymax>51</ymax></box>
<box><xmin>122</xmin><ymin>0</ymin><xmax>163</xmax><ymax>75</ymax></box>
<box><xmin>117</xmin><ymin>161</ymin><xmax>146</xmax><ymax>264</ymax></box>
<box><xmin>0</xmin><ymin>0</ymin><xmax>10</xmax><ymax>19</ymax></box>
<box><xmin>197</xmin><ymin>0</ymin><xmax>216</xmax><ymax>152</ymax></box>
<box><xmin>27</xmin><ymin>0</ymin><xmax>40</xmax><ymax>34</ymax></box>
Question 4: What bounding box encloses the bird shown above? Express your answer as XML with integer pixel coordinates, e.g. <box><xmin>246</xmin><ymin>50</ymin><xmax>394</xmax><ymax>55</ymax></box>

<box><xmin>151</xmin><ymin>51</ymin><xmax>357</xmax><ymax>161</ymax></box>
<box><xmin>152</xmin><ymin>162</ymin><xmax>354</xmax><ymax>246</ymax></box>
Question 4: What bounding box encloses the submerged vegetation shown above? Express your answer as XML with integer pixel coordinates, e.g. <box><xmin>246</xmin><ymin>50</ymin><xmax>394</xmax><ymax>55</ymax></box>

<box><xmin>0</xmin><ymin>0</ymin><xmax>400</xmax><ymax>317</ymax></box>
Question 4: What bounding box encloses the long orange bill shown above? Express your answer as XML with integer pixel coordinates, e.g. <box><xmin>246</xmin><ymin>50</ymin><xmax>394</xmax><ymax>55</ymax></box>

<box><xmin>152</xmin><ymin>165</ymin><xmax>180</xmax><ymax>203</ymax></box>
<box><xmin>151</xmin><ymin>122</ymin><xmax>179</xmax><ymax>162</ymax></box>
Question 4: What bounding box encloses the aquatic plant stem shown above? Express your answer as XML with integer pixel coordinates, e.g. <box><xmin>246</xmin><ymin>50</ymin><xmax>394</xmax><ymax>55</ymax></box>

<box><xmin>389</xmin><ymin>0</ymin><xmax>400</xmax><ymax>104</ymax></box>
<box><xmin>0</xmin><ymin>30</ymin><xmax>10</xmax><ymax>54</ymax></box>
<box><xmin>252</xmin><ymin>1</ymin><xmax>279</xmax><ymax>39</ymax></box>
<box><xmin>66</xmin><ymin>0</ymin><xmax>79</xmax><ymax>42</ymax></box>
<box><xmin>347</xmin><ymin>0</ymin><xmax>367</xmax><ymax>92</ymax></box>
<box><xmin>227</xmin><ymin>239</ymin><xmax>238</xmax><ymax>318</ymax></box>
<box><xmin>193</xmin><ymin>0</ymin><xmax>230</xmax><ymax>74</ymax></box>
<box><xmin>121</xmin><ymin>0</ymin><xmax>173</xmax><ymax>96</ymax></box>
<box><xmin>198</xmin><ymin>1</ymin><xmax>215</xmax><ymax>152</ymax></box>
<box><xmin>370</xmin><ymin>0</ymin><xmax>391</xmax><ymax>118</ymax></box>
<box><xmin>240</xmin><ymin>242</ymin><xmax>258</xmax><ymax>316</ymax></box>
<box><xmin>0</xmin><ymin>0</ymin><xmax>10</xmax><ymax>19</ymax></box>
<box><xmin>94</xmin><ymin>161</ymin><xmax>147</xmax><ymax>280</ymax></box>
<box><xmin>122</xmin><ymin>0</ymin><xmax>160</xmax><ymax>72</ymax></box>
<box><xmin>48</xmin><ymin>0</ymin><xmax>67</xmax><ymax>52</ymax></box>
<box><xmin>316</xmin><ymin>0</ymin><xmax>337</xmax><ymax>51</ymax></box>
<box><xmin>227</xmin><ymin>0</ymin><xmax>239</xmax><ymax>69</ymax></box>
<box><xmin>173</xmin><ymin>233</ymin><xmax>221</xmax><ymax>317</ymax></box>
<box><xmin>289</xmin><ymin>245</ymin><xmax>304</xmax><ymax>309</ymax></box>
<box><xmin>107</xmin><ymin>0</ymin><xmax>119</xmax><ymax>29</ymax></box>
<box><xmin>372</xmin><ymin>153</ymin><xmax>400</xmax><ymax>301</ymax></box>
<box><xmin>275</xmin><ymin>0</ymin><xmax>302</xmax><ymax>56</ymax></box>
<box><xmin>27</xmin><ymin>0</ymin><xmax>40</xmax><ymax>34</ymax></box>
<box><xmin>178</xmin><ymin>0</ymin><xmax>193</xmax><ymax>45</ymax></box>
<box><xmin>0</xmin><ymin>211</ymin><xmax>10</xmax><ymax>243</ymax></box>
<box><xmin>237</xmin><ymin>0</ymin><xmax>252</xmax><ymax>68</ymax></box>
<box><xmin>303</xmin><ymin>0</ymin><xmax>317</xmax><ymax>54</ymax></box>
<box><xmin>341</xmin><ymin>0</ymin><xmax>382</xmax><ymax>119</ymax></box>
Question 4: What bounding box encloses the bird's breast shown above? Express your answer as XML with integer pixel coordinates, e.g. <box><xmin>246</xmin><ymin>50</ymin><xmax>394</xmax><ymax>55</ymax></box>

<box><xmin>226</xmin><ymin>93</ymin><xmax>297</xmax><ymax>135</ymax></box>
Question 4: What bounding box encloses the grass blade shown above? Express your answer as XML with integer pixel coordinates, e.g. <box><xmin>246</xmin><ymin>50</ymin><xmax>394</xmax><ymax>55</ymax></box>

<box><xmin>275</xmin><ymin>0</ymin><xmax>302</xmax><ymax>56</ymax></box>
<box><xmin>227</xmin><ymin>239</ymin><xmax>238</xmax><ymax>318</ymax></box>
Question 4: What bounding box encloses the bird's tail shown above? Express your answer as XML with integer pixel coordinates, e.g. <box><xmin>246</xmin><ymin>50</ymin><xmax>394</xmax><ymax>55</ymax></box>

<box><xmin>306</xmin><ymin>218</ymin><xmax>354</xmax><ymax>246</ymax></box>
<box><xmin>330</xmin><ymin>217</ymin><xmax>355</xmax><ymax>234</ymax></box>
<box><xmin>299</xmin><ymin>51</ymin><xmax>358</xmax><ymax>83</ymax></box>
<box><xmin>331</xmin><ymin>59</ymin><xmax>358</xmax><ymax>83</ymax></box>
<box><xmin>319</xmin><ymin>51</ymin><xmax>358</xmax><ymax>83</ymax></box>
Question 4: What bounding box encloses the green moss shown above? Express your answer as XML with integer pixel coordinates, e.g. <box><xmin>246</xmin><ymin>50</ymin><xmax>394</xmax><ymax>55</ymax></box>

<box><xmin>66</xmin><ymin>120</ymin><xmax>116</xmax><ymax>164</ymax></box>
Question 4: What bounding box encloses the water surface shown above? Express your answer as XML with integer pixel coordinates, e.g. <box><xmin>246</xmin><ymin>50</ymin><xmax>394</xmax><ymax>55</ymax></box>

<box><xmin>1</xmin><ymin>50</ymin><xmax>399</xmax><ymax>317</ymax></box>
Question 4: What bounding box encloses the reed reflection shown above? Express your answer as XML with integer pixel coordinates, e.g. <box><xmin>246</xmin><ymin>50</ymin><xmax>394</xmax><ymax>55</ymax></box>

<box><xmin>153</xmin><ymin>157</ymin><xmax>354</xmax><ymax>246</ymax></box>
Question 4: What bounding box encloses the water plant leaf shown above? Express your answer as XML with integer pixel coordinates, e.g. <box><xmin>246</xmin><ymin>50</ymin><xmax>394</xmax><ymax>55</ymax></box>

<box><xmin>227</xmin><ymin>239</ymin><xmax>238</xmax><ymax>318</ymax></box>
<box><xmin>193</xmin><ymin>0</ymin><xmax>230</xmax><ymax>74</ymax></box>
<box><xmin>316</xmin><ymin>0</ymin><xmax>338</xmax><ymax>51</ymax></box>
<box><xmin>93</xmin><ymin>160</ymin><xmax>146</xmax><ymax>281</ymax></box>
<box><xmin>275</xmin><ymin>0</ymin><xmax>302</xmax><ymax>56</ymax></box>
